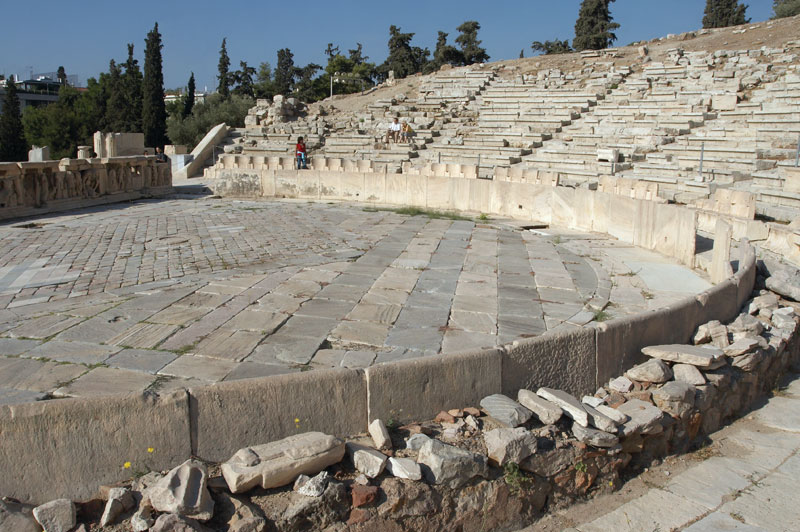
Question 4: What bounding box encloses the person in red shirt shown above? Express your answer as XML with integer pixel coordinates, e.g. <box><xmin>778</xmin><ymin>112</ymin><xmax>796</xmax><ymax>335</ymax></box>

<box><xmin>296</xmin><ymin>136</ymin><xmax>308</xmax><ymax>169</ymax></box>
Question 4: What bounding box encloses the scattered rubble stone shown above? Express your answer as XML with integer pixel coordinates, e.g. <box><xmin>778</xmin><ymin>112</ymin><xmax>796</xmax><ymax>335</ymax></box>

<box><xmin>480</xmin><ymin>394</ymin><xmax>533</xmax><ymax>427</ymax></box>
<box><xmin>435</xmin><ymin>411</ymin><xmax>456</xmax><ymax>423</ymax></box>
<box><xmin>351</xmin><ymin>485</ymin><xmax>379</xmax><ymax>508</ymax></box>
<box><xmin>347</xmin><ymin>443</ymin><xmax>388</xmax><ymax>478</ymax></box>
<box><xmin>652</xmin><ymin>381</ymin><xmax>696</xmax><ymax>417</ymax></box>
<box><xmin>221</xmin><ymin>432</ymin><xmax>345</xmax><ymax>493</ymax></box>
<box><xmin>518</xmin><ymin>389</ymin><xmax>563</xmax><ymax>424</ymax></box>
<box><xmin>417</xmin><ymin>439</ymin><xmax>489</xmax><ymax>488</ymax></box>
<box><xmin>642</xmin><ymin>344</ymin><xmax>725</xmax><ymax>368</ymax></box>
<box><xmin>405</xmin><ymin>433</ymin><xmax>431</xmax><ymax>451</ymax></box>
<box><xmin>625</xmin><ymin>359</ymin><xmax>673</xmax><ymax>383</ymax></box>
<box><xmin>368</xmin><ymin>419</ymin><xmax>392</xmax><ymax>450</ymax></box>
<box><xmin>732</xmin><ymin>350</ymin><xmax>764</xmax><ymax>372</ymax></box>
<box><xmin>0</xmin><ymin>500</ymin><xmax>40</xmax><ymax>532</ymax></box>
<box><xmin>581</xmin><ymin>396</ymin><xmax>604</xmax><ymax>408</ymax></box>
<box><xmin>765</xmin><ymin>265</ymin><xmax>800</xmax><ymax>301</ymax></box>
<box><xmin>724</xmin><ymin>337</ymin><xmax>760</xmax><ymax>356</ymax></box>
<box><xmin>150</xmin><ymin>513</ymin><xmax>210</xmax><ymax>532</ymax></box>
<box><xmin>571</xmin><ymin>423</ymin><xmax>619</xmax><ymax>448</ymax></box>
<box><xmin>583</xmin><ymin>403</ymin><xmax>620</xmax><ymax>433</ymax></box>
<box><xmin>536</xmin><ymin>387</ymin><xmax>589</xmax><ymax>427</ymax></box>
<box><xmin>379</xmin><ymin>478</ymin><xmax>438</xmax><ymax>519</ymax></box>
<box><xmin>296</xmin><ymin>471</ymin><xmax>330</xmax><ymax>497</ymax></box>
<box><xmin>609</xmin><ymin>376</ymin><xmax>634</xmax><ymax>393</ymax></box>
<box><xmin>728</xmin><ymin>314</ymin><xmax>765</xmax><ymax>338</ymax></box>
<box><xmin>673</xmin><ymin>363</ymin><xmax>706</xmax><ymax>385</ymax></box>
<box><xmin>147</xmin><ymin>460</ymin><xmax>214</xmax><ymax>521</ymax></box>
<box><xmin>595</xmin><ymin>404</ymin><xmax>628</xmax><ymax>425</ymax></box>
<box><xmin>483</xmin><ymin>427</ymin><xmax>538</xmax><ymax>466</ymax></box>
<box><xmin>387</xmin><ymin>457</ymin><xmax>423</xmax><ymax>480</ymax></box>
<box><xmin>32</xmin><ymin>499</ymin><xmax>76</xmax><ymax>532</ymax></box>
<box><xmin>281</xmin><ymin>482</ymin><xmax>348</xmax><ymax>530</ymax></box>
<box><xmin>99</xmin><ymin>487</ymin><xmax>135</xmax><ymax>527</ymax></box>
<box><xmin>617</xmin><ymin>399</ymin><xmax>665</xmax><ymax>436</ymax></box>
<box><xmin>130</xmin><ymin>499</ymin><xmax>155</xmax><ymax>531</ymax></box>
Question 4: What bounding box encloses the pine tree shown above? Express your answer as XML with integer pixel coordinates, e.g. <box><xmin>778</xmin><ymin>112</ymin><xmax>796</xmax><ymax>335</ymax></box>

<box><xmin>427</xmin><ymin>31</ymin><xmax>464</xmax><ymax>73</ymax></box>
<box><xmin>380</xmin><ymin>25</ymin><xmax>423</xmax><ymax>79</ymax></box>
<box><xmin>703</xmin><ymin>0</ymin><xmax>749</xmax><ymax>29</ymax></box>
<box><xmin>274</xmin><ymin>48</ymin><xmax>295</xmax><ymax>95</ymax></box>
<box><xmin>573</xmin><ymin>0</ymin><xmax>620</xmax><ymax>51</ymax></box>
<box><xmin>183</xmin><ymin>72</ymin><xmax>195</xmax><ymax>118</ymax></box>
<box><xmin>773</xmin><ymin>0</ymin><xmax>800</xmax><ymax>18</ymax></box>
<box><xmin>532</xmin><ymin>39</ymin><xmax>574</xmax><ymax>55</ymax></box>
<box><xmin>233</xmin><ymin>61</ymin><xmax>256</xmax><ymax>98</ymax></box>
<box><xmin>217</xmin><ymin>38</ymin><xmax>231</xmax><ymax>98</ymax></box>
<box><xmin>455</xmin><ymin>21</ymin><xmax>489</xmax><ymax>65</ymax></box>
<box><xmin>121</xmin><ymin>44</ymin><xmax>143</xmax><ymax>132</ymax></box>
<box><xmin>0</xmin><ymin>76</ymin><xmax>28</xmax><ymax>162</ymax></box>
<box><xmin>142</xmin><ymin>22</ymin><xmax>168</xmax><ymax>149</ymax></box>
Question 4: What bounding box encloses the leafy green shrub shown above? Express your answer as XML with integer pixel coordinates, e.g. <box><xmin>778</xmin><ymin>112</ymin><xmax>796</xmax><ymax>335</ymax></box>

<box><xmin>167</xmin><ymin>93</ymin><xmax>253</xmax><ymax>149</ymax></box>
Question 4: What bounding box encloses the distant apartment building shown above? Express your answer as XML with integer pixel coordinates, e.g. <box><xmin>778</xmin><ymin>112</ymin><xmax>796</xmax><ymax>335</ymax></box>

<box><xmin>164</xmin><ymin>91</ymin><xmax>208</xmax><ymax>106</ymax></box>
<box><xmin>0</xmin><ymin>77</ymin><xmax>62</xmax><ymax>114</ymax></box>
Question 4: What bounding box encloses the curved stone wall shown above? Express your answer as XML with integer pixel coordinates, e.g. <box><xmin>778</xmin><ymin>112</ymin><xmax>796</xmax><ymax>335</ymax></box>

<box><xmin>0</xmin><ymin>168</ymin><xmax>762</xmax><ymax>504</ymax></box>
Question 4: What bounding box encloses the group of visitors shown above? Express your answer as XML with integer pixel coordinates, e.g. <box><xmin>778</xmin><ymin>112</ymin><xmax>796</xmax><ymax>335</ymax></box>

<box><xmin>294</xmin><ymin>116</ymin><xmax>412</xmax><ymax>170</ymax></box>
<box><xmin>386</xmin><ymin>117</ymin><xmax>413</xmax><ymax>144</ymax></box>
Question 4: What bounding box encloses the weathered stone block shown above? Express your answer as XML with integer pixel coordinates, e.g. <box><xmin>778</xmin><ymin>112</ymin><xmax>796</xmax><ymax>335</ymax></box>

<box><xmin>503</xmin><ymin>328</ymin><xmax>596</xmax><ymax>398</ymax></box>
<box><xmin>221</xmin><ymin>432</ymin><xmax>345</xmax><ymax>493</ymax></box>
<box><xmin>190</xmin><ymin>368</ymin><xmax>365</xmax><ymax>463</ymax></box>
<box><xmin>0</xmin><ymin>391</ymin><xmax>191</xmax><ymax>504</ymax></box>
<box><xmin>365</xmin><ymin>348</ymin><xmax>501</xmax><ymax>425</ymax></box>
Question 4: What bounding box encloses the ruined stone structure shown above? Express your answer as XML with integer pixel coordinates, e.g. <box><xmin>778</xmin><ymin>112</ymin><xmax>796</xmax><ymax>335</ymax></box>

<box><xmin>2</xmin><ymin>17</ymin><xmax>800</xmax><ymax>532</ymax></box>
<box><xmin>0</xmin><ymin>156</ymin><xmax>172</xmax><ymax>220</ymax></box>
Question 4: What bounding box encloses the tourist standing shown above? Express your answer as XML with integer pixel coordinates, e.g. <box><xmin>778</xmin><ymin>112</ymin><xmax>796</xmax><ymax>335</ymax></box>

<box><xmin>296</xmin><ymin>137</ymin><xmax>308</xmax><ymax>169</ymax></box>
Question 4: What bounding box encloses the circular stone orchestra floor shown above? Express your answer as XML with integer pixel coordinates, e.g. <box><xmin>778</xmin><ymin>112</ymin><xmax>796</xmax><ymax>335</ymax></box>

<box><xmin>0</xmin><ymin>198</ymin><xmax>711</xmax><ymax>404</ymax></box>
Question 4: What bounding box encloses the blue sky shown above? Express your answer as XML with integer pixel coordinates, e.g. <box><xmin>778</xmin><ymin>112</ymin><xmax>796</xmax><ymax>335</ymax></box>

<box><xmin>1</xmin><ymin>1</ymin><xmax>775</xmax><ymax>91</ymax></box>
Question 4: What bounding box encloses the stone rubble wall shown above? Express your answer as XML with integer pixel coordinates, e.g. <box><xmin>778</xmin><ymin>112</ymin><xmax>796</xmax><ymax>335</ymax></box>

<box><xmin>0</xmin><ymin>156</ymin><xmax>173</xmax><ymax>221</ymax></box>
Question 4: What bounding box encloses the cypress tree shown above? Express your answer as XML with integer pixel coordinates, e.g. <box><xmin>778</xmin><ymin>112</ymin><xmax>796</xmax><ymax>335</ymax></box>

<box><xmin>573</xmin><ymin>0</ymin><xmax>620</xmax><ymax>51</ymax></box>
<box><xmin>0</xmin><ymin>76</ymin><xmax>28</xmax><ymax>162</ymax></box>
<box><xmin>122</xmin><ymin>44</ymin><xmax>143</xmax><ymax>132</ymax></box>
<box><xmin>142</xmin><ymin>22</ymin><xmax>168</xmax><ymax>148</ymax></box>
<box><xmin>57</xmin><ymin>66</ymin><xmax>67</xmax><ymax>85</ymax></box>
<box><xmin>380</xmin><ymin>26</ymin><xmax>421</xmax><ymax>79</ymax></box>
<box><xmin>183</xmin><ymin>72</ymin><xmax>195</xmax><ymax>118</ymax></box>
<box><xmin>105</xmin><ymin>60</ymin><xmax>126</xmax><ymax>131</ymax></box>
<box><xmin>217</xmin><ymin>38</ymin><xmax>231</xmax><ymax>98</ymax></box>
<box><xmin>703</xmin><ymin>0</ymin><xmax>749</xmax><ymax>29</ymax></box>
<box><xmin>274</xmin><ymin>48</ymin><xmax>295</xmax><ymax>95</ymax></box>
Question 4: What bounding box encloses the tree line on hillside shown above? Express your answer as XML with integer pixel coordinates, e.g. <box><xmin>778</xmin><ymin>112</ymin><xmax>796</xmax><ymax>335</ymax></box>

<box><xmin>531</xmin><ymin>0</ymin><xmax>799</xmax><ymax>56</ymax></box>
<box><xmin>2</xmin><ymin>1</ymin><xmax>799</xmax><ymax>162</ymax></box>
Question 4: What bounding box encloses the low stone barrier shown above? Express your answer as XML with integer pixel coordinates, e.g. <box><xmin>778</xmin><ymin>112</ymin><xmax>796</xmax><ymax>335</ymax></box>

<box><xmin>0</xmin><ymin>169</ymin><xmax>764</xmax><ymax>505</ymax></box>
<box><xmin>212</xmin><ymin>168</ymin><xmax>699</xmax><ymax>266</ymax></box>
<box><xmin>0</xmin><ymin>156</ymin><xmax>172</xmax><ymax>221</ymax></box>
